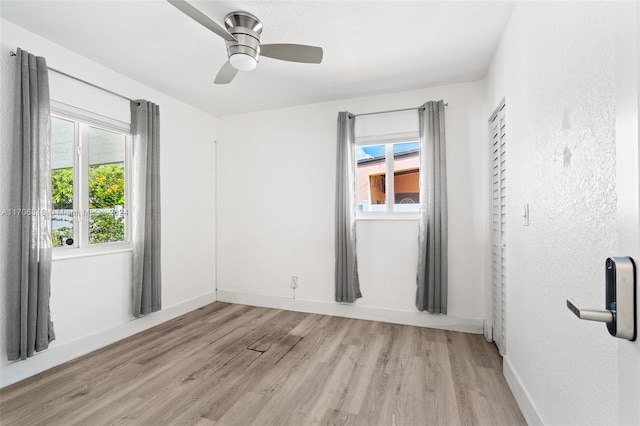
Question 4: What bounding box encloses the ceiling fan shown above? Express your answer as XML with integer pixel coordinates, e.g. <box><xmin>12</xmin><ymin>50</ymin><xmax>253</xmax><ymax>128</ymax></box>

<box><xmin>168</xmin><ymin>0</ymin><xmax>324</xmax><ymax>84</ymax></box>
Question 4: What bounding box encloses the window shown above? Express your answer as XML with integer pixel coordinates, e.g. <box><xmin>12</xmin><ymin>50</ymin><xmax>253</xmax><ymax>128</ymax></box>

<box><xmin>355</xmin><ymin>135</ymin><xmax>420</xmax><ymax>216</ymax></box>
<box><xmin>51</xmin><ymin>112</ymin><xmax>131</xmax><ymax>249</ymax></box>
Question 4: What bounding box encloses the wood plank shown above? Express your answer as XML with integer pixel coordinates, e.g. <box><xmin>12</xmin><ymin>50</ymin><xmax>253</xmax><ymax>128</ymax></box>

<box><xmin>447</xmin><ymin>331</ymin><xmax>482</xmax><ymax>426</ymax></box>
<box><xmin>297</xmin><ymin>344</ymin><xmax>364</xmax><ymax>425</ymax></box>
<box><xmin>321</xmin><ymin>408</ymin><xmax>358</xmax><ymax>426</ymax></box>
<box><xmin>246</xmin><ymin>310</ymin><xmax>307</xmax><ymax>352</ymax></box>
<box><xmin>197</xmin><ymin>334</ymin><xmax>303</xmax><ymax>422</ymax></box>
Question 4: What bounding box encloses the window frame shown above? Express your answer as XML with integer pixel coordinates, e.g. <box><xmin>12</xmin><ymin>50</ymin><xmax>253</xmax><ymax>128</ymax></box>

<box><xmin>51</xmin><ymin>101</ymin><xmax>133</xmax><ymax>257</ymax></box>
<box><xmin>355</xmin><ymin>131</ymin><xmax>420</xmax><ymax>221</ymax></box>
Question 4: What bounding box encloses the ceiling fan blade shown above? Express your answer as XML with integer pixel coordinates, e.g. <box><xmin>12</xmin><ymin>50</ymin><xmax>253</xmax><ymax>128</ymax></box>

<box><xmin>214</xmin><ymin>61</ymin><xmax>238</xmax><ymax>84</ymax></box>
<box><xmin>260</xmin><ymin>44</ymin><xmax>323</xmax><ymax>64</ymax></box>
<box><xmin>167</xmin><ymin>0</ymin><xmax>237</xmax><ymax>42</ymax></box>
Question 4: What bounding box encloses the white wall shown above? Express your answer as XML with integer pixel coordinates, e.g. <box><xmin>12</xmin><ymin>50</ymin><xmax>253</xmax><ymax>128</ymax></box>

<box><xmin>217</xmin><ymin>81</ymin><xmax>487</xmax><ymax>329</ymax></box>
<box><xmin>0</xmin><ymin>20</ymin><xmax>217</xmax><ymax>382</ymax></box>
<box><xmin>484</xmin><ymin>2</ymin><xmax>618</xmax><ymax>424</ymax></box>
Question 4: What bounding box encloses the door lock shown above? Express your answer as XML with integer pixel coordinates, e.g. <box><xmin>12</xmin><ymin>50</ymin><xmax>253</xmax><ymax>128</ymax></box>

<box><xmin>567</xmin><ymin>257</ymin><xmax>637</xmax><ymax>341</ymax></box>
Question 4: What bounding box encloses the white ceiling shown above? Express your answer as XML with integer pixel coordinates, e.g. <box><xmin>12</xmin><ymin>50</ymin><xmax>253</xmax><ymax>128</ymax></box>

<box><xmin>0</xmin><ymin>1</ymin><xmax>514</xmax><ymax>117</ymax></box>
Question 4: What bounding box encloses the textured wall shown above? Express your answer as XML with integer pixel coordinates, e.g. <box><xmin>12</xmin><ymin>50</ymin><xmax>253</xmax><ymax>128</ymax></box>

<box><xmin>484</xmin><ymin>2</ymin><xmax>618</xmax><ymax>424</ymax></box>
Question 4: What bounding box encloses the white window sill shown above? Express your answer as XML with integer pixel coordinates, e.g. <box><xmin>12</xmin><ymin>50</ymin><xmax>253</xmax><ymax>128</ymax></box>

<box><xmin>53</xmin><ymin>243</ymin><xmax>133</xmax><ymax>261</ymax></box>
<box><xmin>357</xmin><ymin>213</ymin><xmax>419</xmax><ymax>221</ymax></box>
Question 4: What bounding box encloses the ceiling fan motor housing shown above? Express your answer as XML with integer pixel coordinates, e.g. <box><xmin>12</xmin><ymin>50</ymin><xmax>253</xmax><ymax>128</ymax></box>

<box><xmin>224</xmin><ymin>11</ymin><xmax>263</xmax><ymax>70</ymax></box>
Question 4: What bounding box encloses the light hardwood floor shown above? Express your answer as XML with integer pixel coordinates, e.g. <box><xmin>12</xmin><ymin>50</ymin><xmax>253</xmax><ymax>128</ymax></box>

<box><xmin>0</xmin><ymin>302</ymin><xmax>526</xmax><ymax>425</ymax></box>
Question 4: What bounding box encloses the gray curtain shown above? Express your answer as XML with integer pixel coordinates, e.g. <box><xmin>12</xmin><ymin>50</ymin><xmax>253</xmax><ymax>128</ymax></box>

<box><xmin>131</xmin><ymin>100</ymin><xmax>161</xmax><ymax>318</ymax></box>
<box><xmin>417</xmin><ymin>100</ymin><xmax>448</xmax><ymax>314</ymax></box>
<box><xmin>6</xmin><ymin>48</ymin><xmax>55</xmax><ymax>360</ymax></box>
<box><xmin>335</xmin><ymin>111</ymin><xmax>361</xmax><ymax>303</ymax></box>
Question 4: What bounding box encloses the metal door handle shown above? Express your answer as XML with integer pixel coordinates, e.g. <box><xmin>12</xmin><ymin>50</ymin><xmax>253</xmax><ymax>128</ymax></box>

<box><xmin>567</xmin><ymin>299</ymin><xmax>614</xmax><ymax>323</ymax></box>
<box><xmin>566</xmin><ymin>257</ymin><xmax>636</xmax><ymax>341</ymax></box>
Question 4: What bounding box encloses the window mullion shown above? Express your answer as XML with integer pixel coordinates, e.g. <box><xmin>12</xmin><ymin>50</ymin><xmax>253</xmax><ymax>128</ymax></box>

<box><xmin>385</xmin><ymin>144</ymin><xmax>394</xmax><ymax>212</ymax></box>
<box><xmin>72</xmin><ymin>121</ymin><xmax>81</xmax><ymax>248</ymax></box>
<box><xmin>79</xmin><ymin>123</ymin><xmax>90</xmax><ymax>247</ymax></box>
<box><xmin>125</xmin><ymin>135</ymin><xmax>132</xmax><ymax>243</ymax></box>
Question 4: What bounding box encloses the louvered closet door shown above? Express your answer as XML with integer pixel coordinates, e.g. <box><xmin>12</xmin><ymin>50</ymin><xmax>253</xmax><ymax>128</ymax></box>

<box><xmin>490</xmin><ymin>102</ymin><xmax>506</xmax><ymax>356</ymax></box>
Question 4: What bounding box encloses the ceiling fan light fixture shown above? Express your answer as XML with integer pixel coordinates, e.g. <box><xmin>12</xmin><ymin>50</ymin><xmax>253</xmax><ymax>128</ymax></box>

<box><xmin>229</xmin><ymin>53</ymin><xmax>257</xmax><ymax>71</ymax></box>
<box><xmin>168</xmin><ymin>1</ymin><xmax>324</xmax><ymax>84</ymax></box>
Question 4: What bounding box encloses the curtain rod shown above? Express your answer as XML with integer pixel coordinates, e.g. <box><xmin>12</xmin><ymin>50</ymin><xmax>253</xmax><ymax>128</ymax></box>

<box><xmin>352</xmin><ymin>103</ymin><xmax>448</xmax><ymax>118</ymax></box>
<box><xmin>10</xmin><ymin>51</ymin><xmax>134</xmax><ymax>103</ymax></box>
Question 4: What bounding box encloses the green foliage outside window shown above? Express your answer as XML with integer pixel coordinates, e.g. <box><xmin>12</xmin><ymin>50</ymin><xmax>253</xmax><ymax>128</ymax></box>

<box><xmin>52</xmin><ymin>168</ymin><xmax>74</xmax><ymax>247</ymax></box>
<box><xmin>89</xmin><ymin>164</ymin><xmax>125</xmax><ymax>209</ymax></box>
<box><xmin>52</xmin><ymin>227</ymin><xmax>73</xmax><ymax>248</ymax></box>
<box><xmin>89</xmin><ymin>212</ymin><xmax>125</xmax><ymax>244</ymax></box>
<box><xmin>52</xmin><ymin>168</ymin><xmax>73</xmax><ymax>209</ymax></box>
<box><xmin>89</xmin><ymin>164</ymin><xmax>125</xmax><ymax>244</ymax></box>
<box><xmin>51</xmin><ymin>163</ymin><xmax>126</xmax><ymax>246</ymax></box>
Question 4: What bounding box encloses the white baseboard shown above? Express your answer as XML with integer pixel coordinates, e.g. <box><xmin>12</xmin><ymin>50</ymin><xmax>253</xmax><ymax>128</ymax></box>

<box><xmin>483</xmin><ymin>321</ymin><xmax>493</xmax><ymax>342</ymax></box>
<box><xmin>0</xmin><ymin>292</ymin><xmax>217</xmax><ymax>389</ymax></box>
<box><xmin>503</xmin><ymin>357</ymin><xmax>544</xmax><ymax>425</ymax></box>
<box><xmin>216</xmin><ymin>290</ymin><xmax>483</xmax><ymax>334</ymax></box>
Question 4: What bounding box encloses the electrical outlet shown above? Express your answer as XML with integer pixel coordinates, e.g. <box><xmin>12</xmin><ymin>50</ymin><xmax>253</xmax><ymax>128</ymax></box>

<box><xmin>290</xmin><ymin>276</ymin><xmax>299</xmax><ymax>289</ymax></box>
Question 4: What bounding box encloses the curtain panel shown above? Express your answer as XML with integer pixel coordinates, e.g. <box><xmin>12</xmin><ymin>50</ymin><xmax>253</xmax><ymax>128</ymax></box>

<box><xmin>6</xmin><ymin>48</ymin><xmax>55</xmax><ymax>360</ymax></box>
<box><xmin>417</xmin><ymin>100</ymin><xmax>448</xmax><ymax>314</ymax></box>
<box><xmin>131</xmin><ymin>100</ymin><xmax>162</xmax><ymax>318</ymax></box>
<box><xmin>335</xmin><ymin>111</ymin><xmax>361</xmax><ymax>303</ymax></box>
